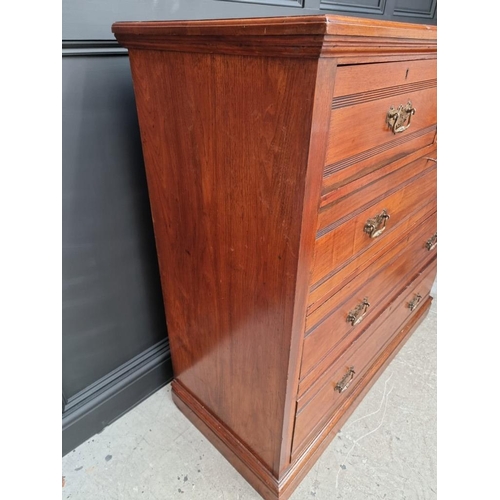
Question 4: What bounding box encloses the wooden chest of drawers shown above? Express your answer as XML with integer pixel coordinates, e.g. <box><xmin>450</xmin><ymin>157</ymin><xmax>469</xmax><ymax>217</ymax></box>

<box><xmin>112</xmin><ymin>15</ymin><xmax>437</xmax><ymax>500</ymax></box>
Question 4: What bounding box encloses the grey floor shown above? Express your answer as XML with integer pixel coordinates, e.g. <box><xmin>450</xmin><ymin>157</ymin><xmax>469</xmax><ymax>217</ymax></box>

<box><xmin>62</xmin><ymin>288</ymin><xmax>437</xmax><ymax>500</ymax></box>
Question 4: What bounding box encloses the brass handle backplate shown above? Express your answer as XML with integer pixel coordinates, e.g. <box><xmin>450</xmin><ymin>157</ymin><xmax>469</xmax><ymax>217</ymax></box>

<box><xmin>387</xmin><ymin>100</ymin><xmax>416</xmax><ymax>134</ymax></box>
<box><xmin>364</xmin><ymin>210</ymin><xmax>390</xmax><ymax>238</ymax></box>
<box><xmin>347</xmin><ymin>298</ymin><xmax>370</xmax><ymax>326</ymax></box>
<box><xmin>335</xmin><ymin>366</ymin><xmax>356</xmax><ymax>393</ymax></box>
<box><xmin>408</xmin><ymin>293</ymin><xmax>422</xmax><ymax>312</ymax></box>
<box><xmin>425</xmin><ymin>232</ymin><xmax>437</xmax><ymax>251</ymax></box>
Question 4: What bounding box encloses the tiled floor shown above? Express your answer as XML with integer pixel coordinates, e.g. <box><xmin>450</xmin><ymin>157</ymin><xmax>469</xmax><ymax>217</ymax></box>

<box><xmin>62</xmin><ymin>290</ymin><xmax>437</xmax><ymax>500</ymax></box>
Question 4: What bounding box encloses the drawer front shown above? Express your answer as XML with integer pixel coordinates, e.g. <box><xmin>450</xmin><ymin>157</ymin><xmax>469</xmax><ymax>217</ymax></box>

<box><xmin>291</xmin><ymin>260</ymin><xmax>437</xmax><ymax>459</ymax></box>
<box><xmin>311</xmin><ymin>164</ymin><xmax>436</xmax><ymax>288</ymax></box>
<box><xmin>300</xmin><ymin>211</ymin><xmax>436</xmax><ymax>388</ymax></box>
<box><xmin>322</xmin><ymin>128</ymin><xmax>436</xmax><ymax>201</ymax></box>
<box><xmin>333</xmin><ymin>59</ymin><xmax>437</xmax><ymax>98</ymax></box>
<box><xmin>326</xmin><ymin>87</ymin><xmax>436</xmax><ymax>168</ymax></box>
<box><xmin>318</xmin><ymin>154</ymin><xmax>435</xmax><ymax>237</ymax></box>
<box><xmin>325</xmin><ymin>58</ymin><xmax>437</xmax><ymax>170</ymax></box>
<box><xmin>308</xmin><ymin>200</ymin><xmax>436</xmax><ymax>314</ymax></box>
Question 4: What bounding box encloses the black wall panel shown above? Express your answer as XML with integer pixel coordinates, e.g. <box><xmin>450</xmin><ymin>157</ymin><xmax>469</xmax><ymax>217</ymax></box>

<box><xmin>393</xmin><ymin>0</ymin><xmax>437</xmax><ymax>19</ymax></box>
<box><xmin>320</xmin><ymin>0</ymin><xmax>387</xmax><ymax>16</ymax></box>
<box><xmin>62</xmin><ymin>52</ymin><xmax>173</xmax><ymax>455</ymax></box>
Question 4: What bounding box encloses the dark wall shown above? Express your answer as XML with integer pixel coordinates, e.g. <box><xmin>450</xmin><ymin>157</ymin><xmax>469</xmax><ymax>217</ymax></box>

<box><xmin>62</xmin><ymin>0</ymin><xmax>436</xmax><ymax>456</ymax></box>
<box><xmin>61</xmin><ymin>52</ymin><xmax>173</xmax><ymax>455</ymax></box>
<box><xmin>63</xmin><ymin>0</ymin><xmax>436</xmax><ymax>39</ymax></box>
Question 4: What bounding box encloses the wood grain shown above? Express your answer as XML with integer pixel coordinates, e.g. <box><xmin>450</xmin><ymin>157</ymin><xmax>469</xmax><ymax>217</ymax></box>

<box><xmin>283</xmin><ymin>292</ymin><xmax>433</xmax><ymax>494</ymax></box>
<box><xmin>113</xmin><ymin>15</ymin><xmax>437</xmax><ymax>39</ymax></box>
<box><xmin>129</xmin><ymin>48</ymin><xmax>319</xmax><ymax>475</ymax></box>
<box><xmin>308</xmin><ymin>200</ymin><xmax>436</xmax><ymax>314</ymax></box>
<box><xmin>308</xmin><ymin>209</ymin><xmax>437</xmax><ymax>331</ymax></box>
<box><xmin>302</xmin><ymin>213</ymin><xmax>437</xmax><ymax>388</ymax></box>
<box><xmin>172</xmin><ymin>380</ymin><xmax>279</xmax><ymax>500</ymax></box>
<box><xmin>318</xmin><ymin>155</ymin><xmax>435</xmax><ymax>232</ymax></box>
<box><xmin>333</xmin><ymin>59</ymin><xmax>437</xmax><ymax>98</ymax></box>
<box><xmin>278</xmin><ymin>57</ymin><xmax>337</xmax><ymax>475</ymax></box>
<box><xmin>302</xmin><ymin>259</ymin><xmax>437</xmax><ymax>406</ymax></box>
<box><xmin>322</xmin><ymin>127</ymin><xmax>436</xmax><ymax>197</ymax></box>
<box><xmin>311</xmin><ymin>165</ymin><xmax>436</xmax><ymax>285</ymax></box>
<box><xmin>113</xmin><ymin>14</ymin><xmax>437</xmax><ymax>499</ymax></box>
<box><xmin>321</xmin><ymin>143</ymin><xmax>437</xmax><ymax>207</ymax></box>
<box><xmin>293</xmin><ymin>259</ymin><xmax>436</xmax><ymax>457</ymax></box>
<box><xmin>112</xmin><ymin>15</ymin><xmax>436</xmax><ymax>61</ymax></box>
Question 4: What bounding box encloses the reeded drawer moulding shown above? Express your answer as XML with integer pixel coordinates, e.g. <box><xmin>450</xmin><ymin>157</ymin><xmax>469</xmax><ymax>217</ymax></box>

<box><xmin>112</xmin><ymin>14</ymin><xmax>437</xmax><ymax>499</ymax></box>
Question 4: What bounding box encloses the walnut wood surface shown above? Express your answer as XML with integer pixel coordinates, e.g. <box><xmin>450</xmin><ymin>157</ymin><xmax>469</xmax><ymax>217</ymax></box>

<box><xmin>322</xmin><ymin>127</ymin><xmax>436</xmax><ymax>197</ymax></box>
<box><xmin>113</xmin><ymin>14</ymin><xmax>437</xmax><ymax>500</ymax></box>
<box><xmin>308</xmin><ymin>200</ymin><xmax>436</xmax><ymax>314</ymax></box>
<box><xmin>326</xmin><ymin>87</ymin><xmax>437</xmax><ymax>166</ymax></box>
<box><xmin>173</xmin><ymin>277</ymin><xmax>435</xmax><ymax>499</ymax></box>
<box><xmin>301</xmin><ymin>259</ymin><xmax>436</xmax><ymax>407</ymax></box>
<box><xmin>172</xmin><ymin>380</ymin><xmax>279</xmax><ymax>500</ymax></box>
<box><xmin>113</xmin><ymin>15</ymin><xmax>437</xmax><ymax>39</ymax></box>
<box><xmin>321</xmin><ymin>143</ymin><xmax>436</xmax><ymax>207</ymax></box>
<box><xmin>333</xmin><ymin>59</ymin><xmax>436</xmax><ymax>98</ymax></box>
<box><xmin>283</xmin><ymin>292</ymin><xmax>433</xmax><ymax>495</ymax></box>
<box><xmin>318</xmin><ymin>155</ymin><xmax>435</xmax><ymax>233</ymax></box>
<box><xmin>112</xmin><ymin>15</ymin><xmax>436</xmax><ymax>61</ymax></box>
<box><xmin>311</xmin><ymin>165</ymin><xmax>436</xmax><ymax>285</ymax></box>
<box><xmin>301</xmin><ymin>213</ymin><xmax>436</xmax><ymax>390</ymax></box>
<box><xmin>307</xmin><ymin>208</ymin><xmax>436</xmax><ymax>332</ymax></box>
<box><xmin>128</xmin><ymin>48</ymin><xmax>323</xmax><ymax>476</ymax></box>
<box><xmin>277</xmin><ymin>57</ymin><xmax>337</xmax><ymax>475</ymax></box>
<box><xmin>293</xmin><ymin>260</ymin><xmax>436</xmax><ymax>457</ymax></box>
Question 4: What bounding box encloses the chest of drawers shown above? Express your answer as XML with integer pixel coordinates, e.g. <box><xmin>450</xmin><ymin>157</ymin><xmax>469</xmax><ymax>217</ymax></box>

<box><xmin>112</xmin><ymin>15</ymin><xmax>437</xmax><ymax>500</ymax></box>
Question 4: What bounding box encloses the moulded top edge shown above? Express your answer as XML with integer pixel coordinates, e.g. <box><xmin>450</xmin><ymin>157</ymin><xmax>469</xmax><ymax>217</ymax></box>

<box><xmin>111</xmin><ymin>14</ymin><xmax>436</xmax><ymax>41</ymax></box>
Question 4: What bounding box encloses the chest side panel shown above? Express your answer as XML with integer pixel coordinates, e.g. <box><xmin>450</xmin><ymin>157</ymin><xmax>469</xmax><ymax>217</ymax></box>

<box><xmin>129</xmin><ymin>49</ymin><xmax>319</xmax><ymax>473</ymax></box>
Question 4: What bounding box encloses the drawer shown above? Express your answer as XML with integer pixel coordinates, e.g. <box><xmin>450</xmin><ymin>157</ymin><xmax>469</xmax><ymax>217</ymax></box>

<box><xmin>308</xmin><ymin>200</ymin><xmax>436</xmax><ymax>314</ymax></box>
<box><xmin>311</xmin><ymin>163</ymin><xmax>436</xmax><ymax>288</ymax></box>
<box><xmin>325</xmin><ymin>59</ymin><xmax>437</xmax><ymax>169</ymax></box>
<box><xmin>333</xmin><ymin>59</ymin><xmax>437</xmax><ymax>99</ymax></box>
<box><xmin>325</xmin><ymin>84</ymin><xmax>436</xmax><ymax>176</ymax></box>
<box><xmin>291</xmin><ymin>259</ymin><xmax>437</xmax><ymax>459</ymax></box>
<box><xmin>321</xmin><ymin>143</ymin><xmax>437</xmax><ymax>208</ymax></box>
<box><xmin>322</xmin><ymin>128</ymin><xmax>436</xmax><ymax>201</ymax></box>
<box><xmin>300</xmin><ymin>211</ymin><xmax>436</xmax><ymax>388</ymax></box>
<box><xmin>318</xmin><ymin>153</ymin><xmax>435</xmax><ymax>236</ymax></box>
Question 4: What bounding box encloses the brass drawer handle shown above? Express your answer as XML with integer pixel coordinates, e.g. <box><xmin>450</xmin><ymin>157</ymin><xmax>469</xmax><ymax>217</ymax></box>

<box><xmin>387</xmin><ymin>100</ymin><xmax>416</xmax><ymax>134</ymax></box>
<box><xmin>364</xmin><ymin>209</ymin><xmax>390</xmax><ymax>238</ymax></box>
<box><xmin>425</xmin><ymin>232</ymin><xmax>437</xmax><ymax>251</ymax></box>
<box><xmin>347</xmin><ymin>297</ymin><xmax>370</xmax><ymax>326</ymax></box>
<box><xmin>408</xmin><ymin>293</ymin><xmax>422</xmax><ymax>311</ymax></box>
<box><xmin>335</xmin><ymin>366</ymin><xmax>355</xmax><ymax>393</ymax></box>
